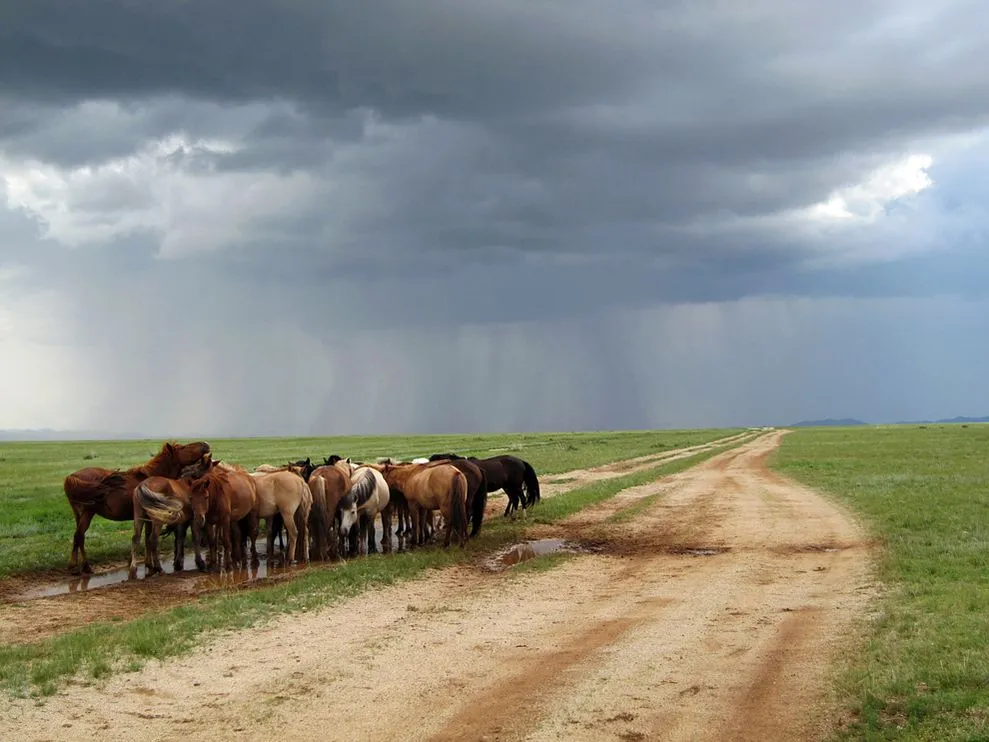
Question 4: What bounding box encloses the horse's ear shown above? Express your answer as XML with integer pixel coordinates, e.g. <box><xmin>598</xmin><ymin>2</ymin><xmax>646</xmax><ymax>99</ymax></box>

<box><xmin>346</xmin><ymin>457</ymin><xmax>351</xmax><ymax>464</ymax></box>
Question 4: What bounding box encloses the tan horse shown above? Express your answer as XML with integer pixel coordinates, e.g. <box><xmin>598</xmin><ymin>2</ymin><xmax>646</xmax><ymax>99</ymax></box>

<box><xmin>190</xmin><ymin>463</ymin><xmax>258</xmax><ymax>572</ymax></box>
<box><xmin>130</xmin><ymin>476</ymin><xmax>205</xmax><ymax>576</ymax></box>
<box><xmin>63</xmin><ymin>440</ymin><xmax>211</xmax><ymax>574</ymax></box>
<box><xmin>379</xmin><ymin>462</ymin><xmax>469</xmax><ymax>548</ymax></box>
<box><xmin>249</xmin><ymin>469</ymin><xmax>312</xmax><ymax>565</ymax></box>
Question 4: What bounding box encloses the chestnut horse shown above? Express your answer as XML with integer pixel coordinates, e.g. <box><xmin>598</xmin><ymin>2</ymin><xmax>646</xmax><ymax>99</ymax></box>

<box><xmin>306</xmin><ymin>461</ymin><xmax>354</xmax><ymax>560</ymax></box>
<box><xmin>379</xmin><ymin>462</ymin><xmax>468</xmax><ymax>548</ymax></box>
<box><xmin>190</xmin><ymin>462</ymin><xmax>259</xmax><ymax>572</ymax></box>
<box><xmin>63</xmin><ymin>440</ymin><xmax>212</xmax><ymax>574</ymax></box>
<box><xmin>130</xmin><ymin>476</ymin><xmax>206</xmax><ymax>576</ymax></box>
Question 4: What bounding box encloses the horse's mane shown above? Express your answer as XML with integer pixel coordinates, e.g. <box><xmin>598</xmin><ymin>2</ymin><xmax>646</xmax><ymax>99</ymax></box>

<box><xmin>349</xmin><ymin>468</ymin><xmax>377</xmax><ymax>506</ymax></box>
<box><xmin>133</xmin><ymin>441</ymin><xmax>180</xmax><ymax>476</ymax></box>
<box><xmin>376</xmin><ymin>456</ymin><xmax>405</xmax><ymax>465</ymax></box>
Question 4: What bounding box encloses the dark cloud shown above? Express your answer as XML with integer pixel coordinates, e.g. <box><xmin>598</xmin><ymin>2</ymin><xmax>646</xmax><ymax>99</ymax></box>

<box><xmin>2</xmin><ymin>0</ymin><xmax>989</xmax><ymax>434</ymax></box>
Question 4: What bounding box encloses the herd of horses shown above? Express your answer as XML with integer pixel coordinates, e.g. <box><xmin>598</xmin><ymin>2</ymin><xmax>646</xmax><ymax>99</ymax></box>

<box><xmin>61</xmin><ymin>440</ymin><xmax>542</xmax><ymax>577</ymax></box>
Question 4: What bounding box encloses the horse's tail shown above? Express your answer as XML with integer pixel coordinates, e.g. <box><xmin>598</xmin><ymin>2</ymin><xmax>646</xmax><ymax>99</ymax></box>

<box><xmin>135</xmin><ymin>482</ymin><xmax>187</xmax><ymax>525</ymax></box>
<box><xmin>63</xmin><ymin>472</ymin><xmax>122</xmax><ymax>508</ymax></box>
<box><xmin>450</xmin><ymin>471</ymin><xmax>469</xmax><ymax>546</ymax></box>
<box><xmin>522</xmin><ymin>460</ymin><xmax>541</xmax><ymax>507</ymax></box>
<box><xmin>469</xmin><ymin>469</ymin><xmax>488</xmax><ymax>538</ymax></box>
<box><xmin>308</xmin><ymin>476</ymin><xmax>328</xmax><ymax>560</ymax></box>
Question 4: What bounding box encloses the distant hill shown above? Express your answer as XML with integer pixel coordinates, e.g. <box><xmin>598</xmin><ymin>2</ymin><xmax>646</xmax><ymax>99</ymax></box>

<box><xmin>789</xmin><ymin>418</ymin><xmax>868</xmax><ymax>427</ymax></box>
<box><xmin>892</xmin><ymin>416</ymin><xmax>989</xmax><ymax>425</ymax></box>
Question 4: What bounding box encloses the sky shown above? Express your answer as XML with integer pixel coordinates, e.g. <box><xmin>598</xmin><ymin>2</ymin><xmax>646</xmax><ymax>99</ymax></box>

<box><xmin>2</xmin><ymin>0</ymin><xmax>989</xmax><ymax>437</ymax></box>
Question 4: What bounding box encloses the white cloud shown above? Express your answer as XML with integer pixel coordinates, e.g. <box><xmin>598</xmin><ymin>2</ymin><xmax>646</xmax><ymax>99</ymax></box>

<box><xmin>804</xmin><ymin>153</ymin><xmax>934</xmax><ymax>223</ymax></box>
<box><xmin>1</xmin><ymin>134</ymin><xmax>323</xmax><ymax>258</ymax></box>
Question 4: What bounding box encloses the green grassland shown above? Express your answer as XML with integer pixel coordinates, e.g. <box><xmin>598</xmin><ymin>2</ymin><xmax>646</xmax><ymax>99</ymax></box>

<box><xmin>0</xmin><ymin>436</ymin><xmax>747</xmax><ymax>698</ymax></box>
<box><xmin>0</xmin><ymin>428</ymin><xmax>738</xmax><ymax>578</ymax></box>
<box><xmin>772</xmin><ymin>424</ymin><xmax>989</xmax><ymax>742</ymax></box>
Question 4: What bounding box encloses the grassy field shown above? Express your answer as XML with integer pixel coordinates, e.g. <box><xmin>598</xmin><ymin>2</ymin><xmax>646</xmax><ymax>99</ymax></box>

<box><xmin>0</xmin><ymin>428</ymin><xmax>738</xmax><ymax>578</ymax></box>
<box><xmin>772</xmin><ymin>424</ymin><xmax>989</xmax><ymax>742</ymax></box>
<box><xmin>0</xmin><ymin>438</ymin><xmax>746</xmax><ymax>698</ymax></box>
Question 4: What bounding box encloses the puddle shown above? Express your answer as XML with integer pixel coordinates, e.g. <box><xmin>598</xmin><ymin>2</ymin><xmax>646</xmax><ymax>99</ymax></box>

<box><xmin>8</xmin><ymin>518</ymin><xmax>463</xmax><ymax>603</ymax></box>
<box><xmin>10</xmin><ymin>539</ymin><xmax>281</xmax><ymax>601</ymax></box>
<box><xmin>484</xmin><ymin>539</ymin><xmax>585</xmax><ymax>571</ymax></box>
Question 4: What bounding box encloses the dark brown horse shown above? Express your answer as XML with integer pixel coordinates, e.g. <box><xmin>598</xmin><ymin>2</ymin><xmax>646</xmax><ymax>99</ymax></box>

<box><xmin>429</xmin><ymin>453</ymin><xmax>540</xmax><ymax>517</ymax></box>
<box><xmin>63</xmin><ymin>440</ymin><xmax>212</xmax><ymax>574</ymax></box>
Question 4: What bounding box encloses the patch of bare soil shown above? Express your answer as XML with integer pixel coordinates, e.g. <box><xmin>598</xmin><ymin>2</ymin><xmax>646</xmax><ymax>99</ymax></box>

<box><xmin>0</xmin><ymin>432</ymin><xmax>752</xmax><ymax>645</ymax></box>
<box><xmin>2</xmin><ymin>431</ymin><xmax>876</xmax><ymax>742</ymax></box>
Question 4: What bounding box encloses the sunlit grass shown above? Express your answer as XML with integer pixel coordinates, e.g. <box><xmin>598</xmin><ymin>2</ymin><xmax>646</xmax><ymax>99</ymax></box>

<box><xmin>772</xmin><ymin>423</ymin><xmax>989</xmax><ymax>741</ymax></box>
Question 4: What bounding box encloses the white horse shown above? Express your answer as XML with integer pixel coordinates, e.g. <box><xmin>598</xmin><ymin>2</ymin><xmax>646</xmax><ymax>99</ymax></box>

<box><xmin>339</xmin><ymin>464</ymin><xmax>393</xmax><ymax>555</ymax></box>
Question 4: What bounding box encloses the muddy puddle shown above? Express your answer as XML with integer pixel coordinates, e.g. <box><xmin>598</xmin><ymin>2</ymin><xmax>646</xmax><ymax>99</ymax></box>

<box><xmin>7</xmin><ymin>521</ymin><xmax>421</xmax><ymax>603</ymax></box>
<box><xmin>483</xmin><ymin>539</ymin><xmax>589</xmax><ymax>571</ymax></box>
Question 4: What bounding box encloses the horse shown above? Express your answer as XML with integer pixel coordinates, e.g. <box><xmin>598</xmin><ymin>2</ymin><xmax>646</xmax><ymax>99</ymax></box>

<box><xmin>249</xmin><ymin>468</ymin><xmax>313</xmax><ymax>566</ymax></box>
<box><xmin>130</xmin><ymin>476</ymin><xmax>206</xmax><ymax>576</ymax></box>
<box><xmin>340</xmin><ymin>465</ymin><xmax>392</xmax><ymax>556</ymax></box>
<box><xmin>189</xmin><ymin>462</ymin><xmax>259</xmax><ymax>572</ymax></box>
<box><xmin>424</xmin><ymin>457</ymin><xmax>487</xmax><ymax>537</ymax></box>
<box><xmin>63</xmin><ymin>440</ymin><xmax>212</xmax><ymax>574</ymax></box>
<box><xmin>378</xmin><ymin>462</ymin><xmax>468</xmax><ymax>549</ymax></box>
<box><xmin>429</xmin><ymin>452</ymin><xmax>540</xmax><ymax>518</ymax></box>
<box><xmin>306</xmin><ymin>461</ymin><xmax>353</xmax><ymax>560</ymax></box>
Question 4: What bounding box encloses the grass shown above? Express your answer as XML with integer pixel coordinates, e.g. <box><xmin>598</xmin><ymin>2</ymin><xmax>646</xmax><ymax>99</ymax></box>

<box><xmin>0</xmin><ymin>435</ymin><xmax>748</xmax><ymax>698</ymax></box>
<box><xmin>771</xmin><ymin>423</ymin><xmax>989</xmax><ymax>742</ymax></box>
<box><xmin>0</xmin><ymin>428</ymin><xmax>739</xmax><ymax>578</ymax></box>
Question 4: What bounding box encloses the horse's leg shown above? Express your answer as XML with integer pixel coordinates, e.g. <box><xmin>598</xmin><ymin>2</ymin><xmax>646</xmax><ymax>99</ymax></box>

<box><xmin>248</xmin><ymin>512</ymin><xmax>260</xmax><ymax>567</ymax></box>
<box><xmin>408</xmin><ymin>506</ymin><xmax>420</xmax><ymax>550</ymax></box>
<box><xmin>143</xmin><ymin>517</ymin><xmax>155</xmax><ymax>572</ymax></box>
<box><xmin>441</xmin><ymin>503</ymin><xmax>453</xmax><ymax>549</ymax></box>
<box><xmin>72</xmin><ymin>508</ymin><xmax>96</xmax><ymax>574</ymax></box>
<box><xmin>150</xmin><ymin>523</ymin><xmax>164</xmax><ymax>574</ymax></box>
<box><xmin>358</xmin><ymin>514</ymin><xmax>369</xmax><ymax>556</ymax></box>
<box><xmin>173</xmin><ymin>522</ymin><xmax>185</xmax><ymax>572</ymax></box>
<box><xmin>380</xmin><ymin>504</ymin><xmax>392</xmax><ymax>554</ymax></box>
<box><xmin>281</xmin><ymin>508</ymin><xmax>299</xmax><ymax>566</ymax></box>
<box><xmin>129</xmin><ymin>515</ymin><xmax>144</xmax><ymax>577</ymax></box>
<box><xmin>221</xmin><ymin>515</ymin><xmax>234</xmax><ymax>572</ymax></box>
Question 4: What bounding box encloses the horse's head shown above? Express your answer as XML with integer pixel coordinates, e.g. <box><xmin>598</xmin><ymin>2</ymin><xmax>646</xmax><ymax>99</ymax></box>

<box><xmin>188</xmin><ymin>473</ymin><xmax>214</xmax><ymax>529</ymax></box>
<box><xmin>324</xmin><ymin>454</ymin><xmax>343</xmax><ymax>466</ymax></box>
<box><xmin>337</xmin><ymin>491</ymin><xmax>358</xmax><ymax>537</ymax></box>
<box><xmin>290</xmin><ymin>457</ymin><xmax>315</xmax><ymax>481</ymax></box>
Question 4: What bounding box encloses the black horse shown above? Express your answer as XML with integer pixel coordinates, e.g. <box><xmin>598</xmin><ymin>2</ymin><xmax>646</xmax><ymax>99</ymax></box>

<box><xmin>428</xmin><ymin>452</ymin><xmax>540</xmax><ymax>518</ymax></box>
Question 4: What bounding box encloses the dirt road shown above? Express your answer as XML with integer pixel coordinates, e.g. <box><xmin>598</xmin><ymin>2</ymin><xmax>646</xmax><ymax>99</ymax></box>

<box><xmin>3</xmin><ymin>431</ymin><xmax>876</xmax><ymax>742</ymax></box>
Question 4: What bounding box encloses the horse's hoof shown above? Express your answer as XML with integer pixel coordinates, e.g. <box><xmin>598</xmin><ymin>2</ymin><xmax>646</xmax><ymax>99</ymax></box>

<box><xmin>81</xmin><ymin>563</ymin><xmax>93</xmax><ymax>575</ymax></box>
<box><xmin>196</xmin><ymin>560</ymin><xmax>207</xmax><ymax>572</ymax></box>
<box><xmin>173</xmin><ymin>562</ymin><xmax>184</xmax><ymax>573</ymax></box>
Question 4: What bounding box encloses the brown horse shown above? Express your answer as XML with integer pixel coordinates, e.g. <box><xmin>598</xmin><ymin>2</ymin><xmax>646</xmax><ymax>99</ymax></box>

<box><xmin>130</xmin><ymin>476</ymin><xmax>206</xmax><ymax>576</ymax></box>
<box><xmin>379</xmin><ymin>462</ymin><xmax>468</xmax><ymax>548</ymax></box>
<box><xmin>306</xmin><ymin>462</ymin><xmax>352</xmax><ymax>560</ymax></box>
<box><xmin>63</xmin><ymin>440</ymin><xmax>212</xmax><ymax>574</ymax></box>
<box><xmin>189</xmin><ymin>462</ymin><xmax>258</xmax><ymax>572</ymax></box>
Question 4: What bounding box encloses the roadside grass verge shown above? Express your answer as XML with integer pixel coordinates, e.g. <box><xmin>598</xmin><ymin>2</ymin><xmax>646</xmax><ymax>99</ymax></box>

<box><xmin>771</xmin><ymin>423</ymin><xmax>989</xmax><ymax>741</ymax></box>
<box><xmin>0</xmin><ymin>436</ymin><xmax>749</xmax><ymax>699</ymax></box>
<box><xmin>0</xmin><ymin>428</ymin><xmax>740</xmax><ymax>578</ymax></box>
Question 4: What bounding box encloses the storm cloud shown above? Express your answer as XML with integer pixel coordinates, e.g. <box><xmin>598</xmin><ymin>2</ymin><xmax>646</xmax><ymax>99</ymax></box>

<box><xmin>1</xmin><ymin>1</ymin><xmax>988</xmax><ymax>435</ymax></box>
